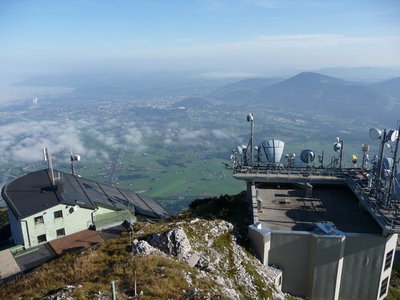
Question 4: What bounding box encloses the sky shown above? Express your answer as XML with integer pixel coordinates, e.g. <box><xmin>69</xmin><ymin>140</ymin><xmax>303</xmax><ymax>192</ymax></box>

<box><xmin>0</xmin><ymin>0</ymin><xmax>400</xmax><ymax>78</ymax></box>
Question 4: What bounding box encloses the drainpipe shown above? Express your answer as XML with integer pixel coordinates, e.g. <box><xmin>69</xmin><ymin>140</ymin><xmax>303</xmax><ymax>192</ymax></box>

<box><xmin>21</xmin><ymin>220</ymin><xmax>31</xmax><ymax>248</ymax></box>
<box><xmin>91</xmin><ymin>206</ymin><xmax>99</xmax><ymax>229</ymax></box>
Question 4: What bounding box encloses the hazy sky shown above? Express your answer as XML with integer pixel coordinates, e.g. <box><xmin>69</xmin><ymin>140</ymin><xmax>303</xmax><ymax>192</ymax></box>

<box><xmin>1</xmin><ymin>0</ymin><xmax>400</xmax><ymax>78</ymax></box>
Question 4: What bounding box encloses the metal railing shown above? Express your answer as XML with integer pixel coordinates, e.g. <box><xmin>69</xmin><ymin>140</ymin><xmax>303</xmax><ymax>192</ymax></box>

<box><xmin>346</xmin><ymin>176</ymin><xmax>400</xmax><ymax>233</ymax></box>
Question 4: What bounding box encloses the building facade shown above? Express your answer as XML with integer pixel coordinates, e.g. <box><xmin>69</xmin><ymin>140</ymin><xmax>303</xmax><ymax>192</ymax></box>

<box><xmin>2</xmin><ymin>169</ymin><xmax>169</xmax><ymax>248</ymax></box>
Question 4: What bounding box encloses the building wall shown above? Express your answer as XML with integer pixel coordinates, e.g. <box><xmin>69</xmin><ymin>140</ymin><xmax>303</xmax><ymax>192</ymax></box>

<box><xmin>268</xmin><ymin>231</ymin><xmax>312</xmax><ymax>297</ymax></box>
<box><xmin>7</xmin><ymin>209</ymin><xmax>24</xmax><ymax>245</ymax></box>
<box><xmin>20</xmin><ymin>204</ymin><xmax>94</xmax><ymax>248</ymax></box>
<box><xmin>338</xmin><ymin>234</ymin><xmax>397</xmax><ymax>300</ymax></box>
<box><xmin>249</xmin><ymin>223</ymin><xmax>396</xmax><ymax>300</ymax></box>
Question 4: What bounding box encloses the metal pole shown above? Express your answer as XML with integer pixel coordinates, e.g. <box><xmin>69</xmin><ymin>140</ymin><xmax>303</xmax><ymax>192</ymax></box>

<box><xmin>386</xmin><ymin>126</ymin><xmax>400</xmax><ymax>205</ymax></box>
<box><xmin>250</xmin><ymin>117</ymin><xmax>254</xmax><ymax>166</ymax></box>
<box><xmin>377</xmin><ymin>130</ymin><xmax>387</xmax><ymax>185</ymax></box>
<box><xmin>134</xmin><ymin>271</ymin><xmax>137</xmax><ymax>296</ymax></box>
<box><xmin>339</xmin><ymin>141</ymin><xmax>344</xmax><ymax>169</ymax></box>
<box><xmin>111</xmin><ymin>280</ymin><xmax>116</xmax><ymax>300</ymax></box>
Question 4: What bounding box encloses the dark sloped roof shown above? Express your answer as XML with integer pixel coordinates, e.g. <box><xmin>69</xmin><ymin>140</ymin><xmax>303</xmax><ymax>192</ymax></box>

<box><xmin>2</xmin><ymin>169</ymin><xmax>170</xmax><ymax>220</ymax></box>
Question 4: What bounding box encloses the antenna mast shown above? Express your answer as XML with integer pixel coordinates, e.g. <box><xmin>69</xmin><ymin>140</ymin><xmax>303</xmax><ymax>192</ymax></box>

<box><xmin>247</xmin><ymin>113</ymin><xmax>254</xmax><ymax>167</ymax></box>
<box><xmin>43</xmin><ymin>147</ymin><xmax>55</xmax><ymax>186</ymax></box>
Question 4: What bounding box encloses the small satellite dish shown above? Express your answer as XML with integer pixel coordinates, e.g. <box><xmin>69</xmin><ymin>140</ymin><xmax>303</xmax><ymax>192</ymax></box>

<box><xmin>247</xmin><ymin>113</ymin><xmax>254</xmax><ymax>122</ymax></box>
<box><xmin>300</xmin><ymin>149</ymin><xmax>315</xmax><ymax>163</ymax></box>
<box><xmin>333</xmin><ymin>142</ymin><xmax>342</xmax><ymax>152</ymax></box>
<box><xmin>369</xmin><ymin>128</ymin><xmax>382</xmax><ymax>140</ymax></box>
<box><xmin>236</xmin><ymin>146</ymin><xmax>243</xmax><ymax>154</ymax></box>
<box><xmin>387</xmin><ymin>129</ymin><xmax>399</xmax><ymax>142</ymax></box>
<box><xmin>361</xmin><ymin>144</ymin><xmax>370</xmax><ymax>152</ymax></box>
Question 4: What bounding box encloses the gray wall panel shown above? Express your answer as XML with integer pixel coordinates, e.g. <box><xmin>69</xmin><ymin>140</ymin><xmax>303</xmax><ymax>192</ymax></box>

<box><xmin>339</xmin><ymin>235</ymin><xmax>386</xmax><ymax>300</ymax></box>
<box><xmin>270</xmin><ymin>232</ymin><xmax>311</xmax><ymax>297</ymax></box>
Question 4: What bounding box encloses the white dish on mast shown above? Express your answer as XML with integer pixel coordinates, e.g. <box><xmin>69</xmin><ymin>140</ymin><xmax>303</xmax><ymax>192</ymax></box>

<box><xmin>369</xmin><ymin>128</ymin><xmax>382</xmax><ymax>140</ymax></box>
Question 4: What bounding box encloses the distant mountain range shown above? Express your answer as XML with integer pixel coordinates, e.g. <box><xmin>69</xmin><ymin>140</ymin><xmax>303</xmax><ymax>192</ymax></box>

<box><xmin>209</xmin><ymin>72</ymin><xmax>400</xmax><ymax>121</ymax></box>
<box><xmin>371</xmin><ymin>77</ymin><xmax>400</xmax><ymax>101</ymax></box>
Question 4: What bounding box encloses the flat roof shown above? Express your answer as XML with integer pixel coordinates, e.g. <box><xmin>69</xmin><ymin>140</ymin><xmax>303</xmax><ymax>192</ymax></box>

<box><xmin>256</xmin><ymin>183</ymin><xmax>382</xmax><ymax>234</ymax></box>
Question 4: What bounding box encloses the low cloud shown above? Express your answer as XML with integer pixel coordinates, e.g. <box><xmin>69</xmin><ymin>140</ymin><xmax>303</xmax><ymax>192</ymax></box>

<box><xmin>0</xmin><ymin>120</ymin><xmax>152</xmax><ymax>164</ymax></box>
<box><xmin>163</xmin><ymin>127</ymin><xmax>237</xmax><ymax>145</ymax></box>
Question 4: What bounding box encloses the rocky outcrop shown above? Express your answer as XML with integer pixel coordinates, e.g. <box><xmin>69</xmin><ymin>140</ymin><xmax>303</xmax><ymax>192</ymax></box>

<box><xmin>131</xmin><ymin>239</ymin><xmax>166</xmax><ymax>256</ymax></box>
<box><xmin>145</xmin><ymin>227</ymin><xmax>192</xmax><ymax>260</ymax></box>
<box><xmin>132</xmin><ymin>219</ymin><xmax>286</xmax><ymax>300</ymax></box>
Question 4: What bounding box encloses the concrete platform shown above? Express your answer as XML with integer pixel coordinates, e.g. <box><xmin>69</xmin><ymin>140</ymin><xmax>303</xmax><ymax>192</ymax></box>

<box><xmin>256</xmin><ymin>183</ymin><xmax>382</xmax><ymax>234</ymax></box>
<box><xmin>0</xmin><ymin>249</ymin><xmax>20</xmax><ymax>280</ymax></box>
<box><xmin>14</xmin><ymin>243</ymin><xmax>57</xmax><ymax>272</ymax></box>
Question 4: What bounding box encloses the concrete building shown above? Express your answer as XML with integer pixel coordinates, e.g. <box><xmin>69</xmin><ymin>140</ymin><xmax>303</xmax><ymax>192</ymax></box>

<box><xmin>2</xmin><ymin>169</ymin><xmax>169</xmax><ymax>249</ymax></box>
<box><xmin>235</xmin><ymin>169</ymin><xmax>398</xmax><ymax>300</ymax></box>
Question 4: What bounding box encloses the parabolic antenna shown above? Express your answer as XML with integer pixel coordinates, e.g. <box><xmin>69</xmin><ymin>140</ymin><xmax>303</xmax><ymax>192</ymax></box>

<box><xmin>369</xmin><ymin>128</ymin><xmax>382</xmax><ymax>140</ymax></box>
<box><xmin>236</xmin><ymin>146</ymin><xmax>243</xmax><ymax>154</ymax></box>
<box><xmin>261</xmin><ymin>139</ymin><xmax>285</xmax><ymax>163</ymax></box>
<box><xmin>361</xmin><ymin>144</ymin><xmax>370</xmax><ymax>152</ymax></box>
<box><xmin>300</xmin><ymin>149</ymin><xmax>315</xmax><ymax>164</ymax></box>
<box><xmin>333</xmin><ymin>142</ymin><xmax>342</xmax><ymax>152</ymax></box>
<box><xmin>387</xmin><ymin>129</ymin><xmax>399</xmax><ymax>142</ymax></box>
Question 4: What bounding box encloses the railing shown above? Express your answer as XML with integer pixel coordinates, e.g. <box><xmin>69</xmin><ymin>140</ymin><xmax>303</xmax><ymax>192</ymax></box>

<box><xmin>346</xmin><ymin>176</ymin><xmax>400</xmax><ymax>232</ymax></box>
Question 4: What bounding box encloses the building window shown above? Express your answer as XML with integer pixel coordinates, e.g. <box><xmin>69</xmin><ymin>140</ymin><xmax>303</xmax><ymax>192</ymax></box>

<box><xmin>37</xmin><ymin>234</ymin><xmax>47</xmax><ymax>243</ymax></box>
<box><xmin>385</xmin><ymin>249</ymin><xmax>394</xmax><ymax>271</ymax></box>
<box><xmin>54</xmin><ymin>210</ymin><xmax>63</xmax><ymax>219</ymax></box>
<box><xmin>34</xmin><ymin>216</ymin><xmax>44</xmax><ymax>224</ymax></box>
<box><xmin>56</xmin><ymin>228</ymin><xmax>65</xmax><ymax>237</ymax></box>
<box><xmin>380</xmin><ymin>276</ymin><xmax>389</xmax><ymax>298</ymax></box>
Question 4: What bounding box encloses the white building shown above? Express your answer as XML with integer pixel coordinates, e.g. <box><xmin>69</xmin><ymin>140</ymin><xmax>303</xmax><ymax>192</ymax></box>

<box><xmin>2</xmin><ymin>169</ymin><xmax>169</xmax><ymax>248</ymax></box>
<box><xmin>235</xmin><ymin>171</ymin><xmax>397</xmax><ymax>300</ymax></box>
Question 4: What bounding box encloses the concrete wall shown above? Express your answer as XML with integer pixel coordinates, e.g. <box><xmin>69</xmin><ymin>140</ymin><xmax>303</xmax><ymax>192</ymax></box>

<box><xmin>337</xmin><ymin>233</ymin><xmax>397</xmax><ymax>300</ymax></box>
<box><xmin>248</xmin><ymin>223</ymin><xmax>271</xmax><ymax>265</ymax></box>
<box><xmin>269</xmin><ymin>231</ymin><xmax>313</xmax><ymax>297</ymax></box>
<box><xmin>249</xmin><ymin>223</ymin><xmax>396</xmax><ymax>300</ymax></box>
<box><xmin>21</xmin><ymin>204</ymin><xmax>94</xmax><ymax>248</ymax></box>
<box><xmin>308</xmin><ymin>235</ymin><xmax>344</xmax><ymax>300</ymax></box>
<box><xmin>377</xmin><ymin>234</ymin><xmax>398</xmax><ymax>299</ymax></box>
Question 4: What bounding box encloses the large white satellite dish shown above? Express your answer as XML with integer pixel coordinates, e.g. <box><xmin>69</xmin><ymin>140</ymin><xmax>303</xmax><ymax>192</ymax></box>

<box><xmin>369</xmin><ymin>128</ymin><xmax>382</xmax><ymax>140</ymax></box>
<box><xmin>387</xmin><ymin>129</ymin><xmax>399</xmax><ymax>142</ymax></box>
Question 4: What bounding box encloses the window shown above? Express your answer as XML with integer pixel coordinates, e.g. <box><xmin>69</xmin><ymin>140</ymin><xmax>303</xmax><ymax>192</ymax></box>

<box><xmin>385</xmin><ymin>249</ymin><xmax>394</xmax><ymax>271</ymax></box>
<box><xmin>37</xmin><ymin>234</ymin><xmax>47</xmax><ymax>243</ymax></box>
<box><xmin>56</xmin><ymin>228</ymin><xmax>65</xmax><ymax>237</ymax></box>
<box><xmin>54</xmin><ymin>210</ymin><xmax>63</xmax><ymax>219</ymax></box>
<box><xmin>380</xmin><ymin>276</ymin><xmax>389</xmax><ymax>298</ymax></box>
<box><xmin>34</xmin><ymin>216</ymin><xmax>44</xmax><ymax>224</ymax></box>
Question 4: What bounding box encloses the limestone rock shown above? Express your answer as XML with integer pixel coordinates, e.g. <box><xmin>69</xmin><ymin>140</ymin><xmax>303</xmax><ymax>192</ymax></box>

<box><xmin>131</xmin><ymin>239</ymin><xmax>166</xmax><ymax>256</ymax></box>
<box><xmin>146</xmin><ymin>227</ymin><xmax>192</xmax><ymax>260</ymax></box>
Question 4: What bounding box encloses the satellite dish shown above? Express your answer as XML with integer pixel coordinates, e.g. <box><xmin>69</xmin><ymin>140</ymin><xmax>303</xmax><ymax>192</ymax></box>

<box><xmin>73</xmin><ymin>205</ymin><xmax>79</xmax><ymax>212</ymax></box>
<box><xmin>236</xmin><ymin>146</ymin><xmax>243</xmax><ymax>154</ymax></box>
<box><xmin>369</xmin><ymin>128</ymin><xmax>382</xmax><ymax>140</ymax></box>
<box><xmin>361</xmin><ymin>144</ymin><xmax>370</xmax><ymax>152</ymax></box>
<box><xmin>333</xmin><ymin>142</ymin><xmax>342</xmax><ymax>152</ymax></box>
<box><xmin>247</xmin><ymin>113</ymin><xmax>254</xmax><ymax>122</ymax></box>
<box><xmin>300</xmin><ymin>149</ymin><xmax>315</xmax><ymax>163</ymax></box>
<box><xmin>261</xmin><ymin>139</ymin><xmax>285</xmax><ymax>163</ymax></box>
<box><xmin>387</xmin><ymin>130</ymin><xmax>399</xmax><ymax>142</ymax></box>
